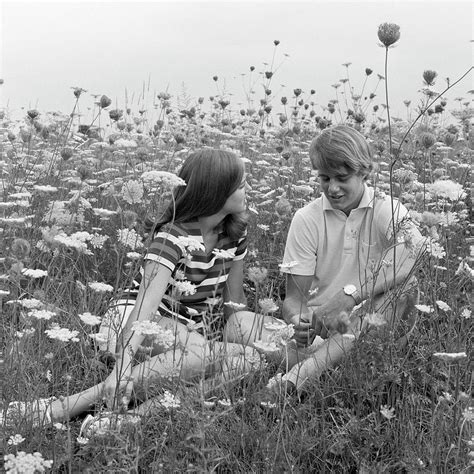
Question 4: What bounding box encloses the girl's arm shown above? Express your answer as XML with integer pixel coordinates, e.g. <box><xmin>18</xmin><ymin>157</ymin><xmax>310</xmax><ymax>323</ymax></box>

<box><xmin>103</xmin><ymin>260</ymin><xmax>172</xmax><ymax>407</ymax></box>
<box><xmin>223</xmin><ymin>259</ymin><xmax>248</xmax><ymax>318</ymax></box>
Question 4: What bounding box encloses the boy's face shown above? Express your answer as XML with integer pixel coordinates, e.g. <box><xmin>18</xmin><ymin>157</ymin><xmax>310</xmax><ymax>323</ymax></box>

<box><xmin>318</xmin><ymin>167</ymin><xmax>366</xmax><ymax>215</ymax></box>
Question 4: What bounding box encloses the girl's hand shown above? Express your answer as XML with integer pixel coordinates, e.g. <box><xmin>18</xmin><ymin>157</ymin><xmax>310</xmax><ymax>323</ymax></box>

<box><xmin>103</xmin><ymin>362</ymin><xmax>134</xmax><ymax>410</ymax></box>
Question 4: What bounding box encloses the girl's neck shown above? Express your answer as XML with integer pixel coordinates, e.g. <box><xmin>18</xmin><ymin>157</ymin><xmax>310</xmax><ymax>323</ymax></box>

<box><xmin>198</xmin><ymin>214</ymin><xmax>225</xmax><ymax>235</ymax></box>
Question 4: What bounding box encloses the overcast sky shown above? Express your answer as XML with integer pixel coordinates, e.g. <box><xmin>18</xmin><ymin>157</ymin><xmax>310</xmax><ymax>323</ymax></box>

<box><xmin>1</xmin><ymin>0</ymin><xmax>472</xmax><ymax>121</ymax></box>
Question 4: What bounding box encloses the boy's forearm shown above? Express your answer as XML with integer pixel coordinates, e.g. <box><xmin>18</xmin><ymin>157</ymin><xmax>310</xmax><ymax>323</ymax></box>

<box><xmin>282</xmin><ymin>296</ymin><xmax>310</xmax><ymax>323</ymax></box>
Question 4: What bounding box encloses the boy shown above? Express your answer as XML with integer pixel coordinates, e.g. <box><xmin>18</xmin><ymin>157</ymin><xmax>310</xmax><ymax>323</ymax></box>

<box><xmin>279</xmin><ymin>125</ymin><xmax>423</xmax><ymax>394</ymax></box>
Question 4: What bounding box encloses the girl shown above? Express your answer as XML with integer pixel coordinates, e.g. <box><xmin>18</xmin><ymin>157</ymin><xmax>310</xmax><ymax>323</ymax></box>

<box><xmin>2</xmin><ymin>149</ymin><xmax>280</xmax><ymax>430</ymax></box>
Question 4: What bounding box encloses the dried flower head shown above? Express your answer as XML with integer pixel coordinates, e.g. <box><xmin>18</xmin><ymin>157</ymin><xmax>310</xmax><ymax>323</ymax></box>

<box><xmin>423</xmin><ymin>70</ymin><xmax>438</xmax><ymax>86</ymax></box>
<box><xmin>377</xmin><ymin>23</ymin><xmax>401</xmax><ymax>47</ymax></box>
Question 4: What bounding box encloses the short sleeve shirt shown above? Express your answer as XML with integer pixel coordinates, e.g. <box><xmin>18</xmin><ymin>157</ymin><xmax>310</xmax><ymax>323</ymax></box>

<box><xmin>281</xmin><ymin>185</ymin><xmax>415</xmax><ymax>306</ymax></box>
<box><xmin>121</xmin><ymin>220</ymin><xmax>247</xmax><ymax>321</ymax></box>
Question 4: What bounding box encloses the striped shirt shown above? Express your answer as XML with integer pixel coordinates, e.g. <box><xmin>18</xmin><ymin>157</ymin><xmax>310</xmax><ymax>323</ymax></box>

<box><xmin>117</xmin><ymin>219</ymin><xmax>247</xmax><ymax>328</ymax></box>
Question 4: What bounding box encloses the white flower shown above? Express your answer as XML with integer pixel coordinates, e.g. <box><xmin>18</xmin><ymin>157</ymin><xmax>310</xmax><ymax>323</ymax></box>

<box><xmin>141</xmin><ymin>170</ymin><xmax>186</xmax><ymax>190</ymax></box>
<box><xmin>427</xmin><ymin>179</ymin><xmax>466</xmax><ymax>201</ymax></box>
<box><xmin>54</xmin><ymin>233</ymin><xmax>92</xmax><ymax>255</ymax></box>
<box><xmin>45</xmin><ymin>325</ymin><xmax>80</xmax><ymax>342</ymax></box>
<box><xmin>364</xmin><ymin>312</ymin><xmax>387</xmax><ymax>327</ymax></box>
<box><xmin>224</xmin><ymin>301</ymin><xmax>247</xmax><ymax>311</ymax></box>
<box><xmin>28</xmin><ymin>309</ymin><xmax>56</xmax><ymax>320</ymax></box>
<box><xmin>380</xmin><ymin>405</ymin><xmax>396</xmax><ymax>420</ymax></box>
<box><xmin>92</xmin><ymin>208</ymin><xmax>117</xmax><ymax>218</ymax></box>
<box><xmin>121</xmin><ymin>180</ymin><xmax>144</xmax><ymax>205</ymax></box>
<box><xmin>78</xmin><ymin>312</ymin><xmax>102</xmax><ymax>326</ymax></box>
<box><xmin>433</xmin><ymin>351</ymin><xmax>467</xmax><ymax>362</ymax></box>
<box><xmin>7</xmin><ymin>434</ymin><xmax>25</xmax><ymax>446</ymax></box>
<box><xmin>173</xmin><ymin>280</ymin><xmax>197</xmax><ymax>296</ymax></box>
<box><xmin>76</xmin><ymin>436</ymin><xmax>89</xmax><ymax>445</ymax></box>
<box><xmin>21</xmin><ymin>268</ymin><xmax>48</xmax><ymax>278</ymax></box>
<box><xmin>117</xmin><ymin>228</ymin><xmax>143</xmax><ymax>250</ymax></box>
<box><xmin>131</xmin><ymin>321</ymin><xmax>174</xmax><ymax>349</ymax></box>
<box><xmin>217</xmin><ymin>398</ymin><xmax>232</xmax><ymax>407</ymax></box>
<box><xmin>33</xmin><ymin>184</ymin><xmax>59</xmax><ymax>193</ymax></box>
<box><xmin>278</xmin><ymin>261</ymin><xmax>299</xmax><ymax>271</ymax></box>
<box><xmin>89</xmin><ymin>233</ymin><xmax>109</xmax><ymax>249</ymax></box>
<box><xmin>159</xmin><ymin>390</ymin><xmax>181</xmax><ymax>409</ymax></box>
<box><xmin>127</xmin><ymin>251</ymin><xmax>141</xmax><ymax>260</ymax></box>
<box><xmin>258</xmin><ymin>298</ymin><xmax>279</xmax><ymax>314</ymax></box>
<box><xmin>462</xmin><ymin>406</ymin><xmax>474</xmax><ymax>422</ymax></box>
<box><xmin>257</xmin><ymin>224</ymin><xmax>270</xmax><ymax>232</ymax></box>
<box><xmin>88</xmin><ymin>282</ymin><xmax>114</xmax><ymax>293</ymax></box>
<box><xmin>176</xmin><ymin>236</ymin><xmax>205</xmax><ymax>254</ymax></box>
<box><xmin>4</xmin><ymin>451</ymin><xmax>53</xmax><ymax>472</ymax></box>
<box><xmin>204</xmin><ymin>296</ymin><xmax>222</xmax><ymax>306</ymax></box>
<box><xmin>7</xmin><ymin>298</ymin><xmax>42</xmax><ymax>309</ymax></box>
<box><xmin>212</xmin><ymin>248</ymin><xmax>236</xmax><ymax>259</ymax></box>
<box><xmin>415</xmin><ymin>304</ymin><xmax>434</xmax><ymax>314</ymax></box>
<box><xmin>461</xmin><ymin>308</ymin><xmax>471</xmax><ymax>319</ymax></box>
<box><xmin>115</xmin><ymin>138</ymin><xmax>137</xmax><ymax>148</ymax></box>
<box><xmin>264</xmin><ymin>321</ymin><xmax>288</xmax><ymax>331</ymax></box>
<box><xmin>436</xmin><ymin>300</ymin><xmax>451</xmax><ymax>312</ymax></box>
<box><xmin>427</xmin><ymin>240</ymin><xmax>446</xmax><ymax>260</ymax></box>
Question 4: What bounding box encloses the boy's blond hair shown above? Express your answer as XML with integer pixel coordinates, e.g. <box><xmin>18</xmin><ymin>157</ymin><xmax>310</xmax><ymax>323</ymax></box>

<box><xmin>309</xmin><ymin>125</ymin><xmax>373</xmax><ymax>177</ymax></box>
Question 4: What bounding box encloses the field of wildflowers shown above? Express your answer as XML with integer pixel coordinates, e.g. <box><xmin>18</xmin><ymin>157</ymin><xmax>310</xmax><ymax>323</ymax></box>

<box><xmin>0</xmin><ymin>24</ymin><xmax>473</xmax><ymax>473</ymax></box>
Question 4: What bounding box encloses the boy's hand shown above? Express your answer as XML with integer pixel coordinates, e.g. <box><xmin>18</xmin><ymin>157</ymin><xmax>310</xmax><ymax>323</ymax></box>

<box><xmin>311</xmin><ymin>292</ymin><xmax>355</xmax><ymax>334</ymax></box>
<box><xmin>290</xmin><ymin>312</ymin><xmax>316</xmax><ymax>347</ymax></box>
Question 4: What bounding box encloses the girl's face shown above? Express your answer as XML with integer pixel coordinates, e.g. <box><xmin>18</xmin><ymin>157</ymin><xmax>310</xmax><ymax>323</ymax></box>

<box><xmin>221</xmin><ymin>174</ymin><xmax>248</xmax><ymax>215</ymax></box>
<box><xmin>318</xmin><ymin>167</ymin><xmax>366</xmax><ymax>215</ymax></box>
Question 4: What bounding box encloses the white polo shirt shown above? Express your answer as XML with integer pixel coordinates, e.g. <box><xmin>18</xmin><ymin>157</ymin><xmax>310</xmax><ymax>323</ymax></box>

<box><xmin>281</xmin><ymin>185</ymin><xmax>416</xmax><ymax>306</ymax></box>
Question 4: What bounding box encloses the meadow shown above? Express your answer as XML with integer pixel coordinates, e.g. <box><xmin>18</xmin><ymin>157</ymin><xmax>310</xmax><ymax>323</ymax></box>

<box><xmin>0</xmin><ymin>26</ymin><xmax>473</xmax><ymax>473</ymax></box>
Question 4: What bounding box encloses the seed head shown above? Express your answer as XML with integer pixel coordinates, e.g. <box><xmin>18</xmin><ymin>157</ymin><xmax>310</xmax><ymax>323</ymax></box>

<box><xmin>27</xmin><ymin>109</ymin><xmax>40</xmax><ymax>120</ymax></box>
<box><xmin>423</xmin><ymin>70</ymin><xmax>438</xmax><ymax>86</ymax></box>
<box><xmin>99</xmin><ymin>95</ymin><xmax>112</xmax><ymax>108</ymax></box>
<box><xmin>377</xmin><ymin>23</ymin><xmax>401</xmax><ymax>47</ymax></box>
<box><xmin>420</xmin><ymin>132</ymin><xmax>436</xmax><ymax>149</ymax></box>
<box><xmin>60</xmin><ymin>148</ymin><xmax>74</xmax><ymax>160</ymax></box>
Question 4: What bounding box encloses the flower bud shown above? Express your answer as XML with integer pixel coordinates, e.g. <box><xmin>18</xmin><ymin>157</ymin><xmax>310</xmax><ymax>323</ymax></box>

<box><xmin>109</xmin><ymin>109</ymin><xmax>123</xmax><ymax>121</ymax></box>
<box><xmin>11</xmin><ymin>238</ymin><xmax>31</xmax><ymax>259</ymax></box>
<box><xmin>377</xmin><ymin>23</ymin><xmax>401</xmax><ymax>47</ymax></box>
<box><xmin>213</xmin><ymin>76</ymin><xmax>218</xmax><ymax>82</ymax></box>
<box><xmin>420</xmin><ymin>132</ymin><xmax>436</xmax><ymax>149</ymax></box>
<box><xmin>100</xmin><ymin>95</ymin><xmax>112</xmax><ymax>108</ymax></box>
<box><xmin>423</xmin><ymin>70</ymin><xmax>437</xmax><ymax>86</ymax></box>
<box><xmin>27</xmin><ymin>109</ymin><xmax>40</xmax><ymax>120</ymax></box>
<box><xmin>275</xmin><ymin>197</ymin><xmax>292</xmax><ymax>216</ymax></box>
<box><xmin>281</xmin><ymin>97</ymin><xmax>288</xmax><ymax>105</ymax></box>
<box><xmin>365</xmin><ymin>68</ymin><xmax>373</xmax><ymax>76</ymax></box>
<box><xmin>293</xmin><ymin>88</ymin><xmax>302</xmax><ymax>97</ymax></box>
<box><xmin>265</xmin><ymin>71</ymin><xmax>273</xmax><ymax>79</ymax></box>
<box><xmin>250</xmin><ymin>66</ymin><xmax>255</xmax><ymax>72</ymax></box>
<box><xmin>60</xmin><ymin>148</ymin><xmax>74</xmax><ymax>160</ymax></box>
<box><xmin>273</xmin><ymin>40</ymin><xmax>280</xmax><ymax>46</ymax></box>
<box><xmin>7</xmin><ymin>131</ymin><xmax>16</xmax><ymax>141</ymax></box>
<box><xmin>310</xmin><ymin>89</ymin><xmax>316</xmax><ymax>95</ymax></box>
<box><xmin>444</xmin><ymin>133</ymin><xmax>455</xmax><ymax>146</ymax></box>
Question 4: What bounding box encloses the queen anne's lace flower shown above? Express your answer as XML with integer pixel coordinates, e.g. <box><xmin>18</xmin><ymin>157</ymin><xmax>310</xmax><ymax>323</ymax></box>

<box><xmin>45</xmin><ymin>325</ymin><xmax>79</xmax><ymax>342</ymax></box>
<box><xmin>22</xmin><ymin>268</ymin><xmax>48</xmax><ymax>278</ymax></box>
<box><xmin>173</xmin><ymin>280</ymin><xmax>197</xmax><ymax>296</ymax></box>
<box><xmin>258</xmin><ymin>298</ymin><xmax>279</xmax><ymax>314</ymax></box>
<box><xmin>176</xmin><ymin>236</ymin><xmax>205</xmax><ymax>254</ymax></box>
<box><xmin>131</xmin><ymin>321</ymin><xmax>174</xmax><ymax>349</ymax></box>
<box><xmin>4</xmin><ymin>451</ymin><xmax>53</xmax><ymax>473</ymax></box>
<box><xmin>88</xmin><ymin>282</ymin><xmax>114</xmax><ymax>293</ymax></box>
<box><xmin>141</xmin><ymin>170</ymin><xmax>186</xmax><ymax>190</ymax></box>
<box><xmin>159</xmin><ymin>390</ymin><xmax>181</xmax><ymax>409</ymax></box>
<box><xmin>427</xmin><ymin>179</ymin><xmax>466</xmax><ymax>201</ymax></box>
<box><xmin>78</xmin><ymin>312</ymin><xmax>102</xmax><ymax>326</ymax></box>
<box><xmin>28</xmin><ymin>309</ymin><xmax>56</xmax><ymax>320</ymax></box>
<box><xmin>117</xmin><ymin>228</ymin><xmax>143</xmax><ymax>250</ymax></box>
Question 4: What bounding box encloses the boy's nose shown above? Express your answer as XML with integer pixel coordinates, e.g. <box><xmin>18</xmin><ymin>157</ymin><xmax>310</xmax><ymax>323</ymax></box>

<box><xmin>328</xmin><ymin>181</ymin><xmax>340</xmax><ymax>193</ymax></box>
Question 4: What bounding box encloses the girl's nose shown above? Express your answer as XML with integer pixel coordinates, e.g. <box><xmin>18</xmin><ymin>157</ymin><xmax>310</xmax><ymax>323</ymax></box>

<box><xmin>328</xmin><ymin>181</ymin><xmax>340</xmax><ymax>193</ymax></box>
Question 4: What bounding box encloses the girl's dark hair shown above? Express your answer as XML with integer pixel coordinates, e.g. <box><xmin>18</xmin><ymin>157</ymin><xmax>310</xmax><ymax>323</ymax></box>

<box><xmin>145</xmin><ymin>149</ymin><xmax>247</xmax><ymax>240</ymax></box>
